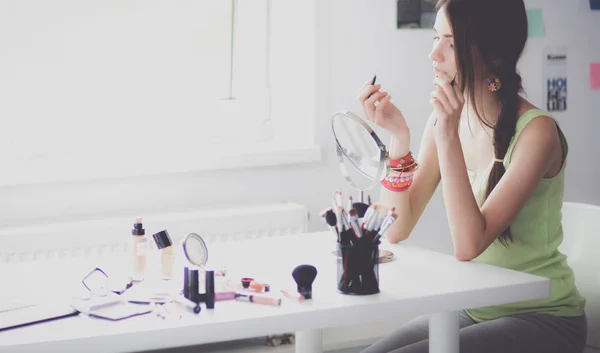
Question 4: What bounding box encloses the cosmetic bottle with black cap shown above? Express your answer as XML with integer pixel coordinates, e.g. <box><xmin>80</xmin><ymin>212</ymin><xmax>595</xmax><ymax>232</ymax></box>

<box><xmin>152</xmin><ymin>229</ymin><xmax>174</xmax><ymax>280</ymax></box>
<box><xmin>132</xmin><ymin>218</ymin><xmax>147</xmax><ymax>282</ymax></box>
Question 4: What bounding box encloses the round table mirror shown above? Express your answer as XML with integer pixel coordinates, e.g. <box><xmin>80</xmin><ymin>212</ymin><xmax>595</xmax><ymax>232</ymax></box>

<box><xmin>331</xmin><ymin>110</ymin><xmax>391</xmax><ymax>196</ymax></box>
<box><xmin>330</xmin><ymin>110</ymin><xmax>396</xmax><ymax>262</ymax></box>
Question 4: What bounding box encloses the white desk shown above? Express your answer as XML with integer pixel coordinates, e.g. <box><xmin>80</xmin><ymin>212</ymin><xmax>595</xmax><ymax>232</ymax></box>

<box><xmin>0</xmin><ymin>231</ymin><xmax>550</xmax><ymax>353</ymax></box>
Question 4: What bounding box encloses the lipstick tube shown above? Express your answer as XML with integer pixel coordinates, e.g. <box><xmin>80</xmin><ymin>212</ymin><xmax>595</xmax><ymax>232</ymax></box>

<box><xmin>215</xmin><ymin>291</ymin><xmax>236</xmax><ymax>301</ymax></box>
<box><xmin>205</xmin><ymin>270</ymin><xmax>215</xmax><ymax>309</ymax></box>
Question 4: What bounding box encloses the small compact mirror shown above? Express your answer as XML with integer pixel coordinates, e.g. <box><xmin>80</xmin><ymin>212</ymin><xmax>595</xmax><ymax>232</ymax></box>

<box><xmin>182</xmin><ymin>233</ymin><xmax>208</xmax><ymax>268</ymax></box>
<box><xmin>82</xmin><ymin>268</ymin><xmax>109</xmax><ymax>297</ymax></box>
<box><xmin>331</xmin><ymin>111</ymin><xmax>390</xmax><ymax>208</ymax></box>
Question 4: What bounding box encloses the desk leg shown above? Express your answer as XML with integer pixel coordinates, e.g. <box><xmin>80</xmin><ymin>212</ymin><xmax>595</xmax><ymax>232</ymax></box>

<box><xmin>295</xmin><ymin>329</ymin><xmax>323</xmax><ymax>353</ymax></box>
<box><xmin>429</xmin><ymin>311</ymin><xmax>459</xmax><ymax>353</ymax></box>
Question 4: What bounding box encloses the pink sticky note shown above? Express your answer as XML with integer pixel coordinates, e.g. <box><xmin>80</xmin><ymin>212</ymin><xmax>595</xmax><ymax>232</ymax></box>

<box><xmin>591</xmin><ymin>63</ymin><xmax>600</xmax><ymax>90</ymax></box>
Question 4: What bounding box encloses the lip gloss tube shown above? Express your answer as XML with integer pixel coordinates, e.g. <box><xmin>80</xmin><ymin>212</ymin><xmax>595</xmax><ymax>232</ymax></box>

<box><xmin>281</xmin><ymin>289</ymin><xmax>305</xmax><ymax>302</ymax></box>
<box><xmin>215</xmin><ymin>291</ymin><xmax>236</xmax><ymax>301</ymax></box>
<box><xmin>234</xmin><ymin>292</ymin><xmax>281</xmax><ymax>307</ymax></box>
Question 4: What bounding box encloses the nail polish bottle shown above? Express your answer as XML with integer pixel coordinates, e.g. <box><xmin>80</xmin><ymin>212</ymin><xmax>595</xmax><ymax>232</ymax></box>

<box><xmin>131</xmin><ymin>218</ymin><xmax>148</xmax><ymax>282</ymax></box>
<box><xmin>152</xmin><ymin>229</ymin><xmax>174</xmax><ymax>280</ymax></box>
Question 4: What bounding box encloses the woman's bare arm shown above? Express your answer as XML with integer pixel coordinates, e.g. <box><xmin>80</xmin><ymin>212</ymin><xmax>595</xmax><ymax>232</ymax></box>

<box><xmin>382</xmin><ymin>112</ymin><xmax>441</xmax><ymax>243</ymax></box>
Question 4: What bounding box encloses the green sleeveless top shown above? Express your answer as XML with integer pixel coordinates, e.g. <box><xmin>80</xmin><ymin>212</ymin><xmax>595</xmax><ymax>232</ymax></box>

<box><xmin>463</xmin><ymin>109</ymin><xmax>586</xmax><ymax>322</ymax></box>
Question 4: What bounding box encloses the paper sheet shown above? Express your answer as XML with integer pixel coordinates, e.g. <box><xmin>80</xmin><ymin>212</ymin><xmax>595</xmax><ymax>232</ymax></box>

<box><xmin>590</xmin><ymin>63</ymin><xmax>600</xmax><ymax>90</ymax></box>
<box><xmin>544</xmin><ymin>46</ymin><xmax>568</xmax><ymax>112</ymax></box>
<box><xmin>527</xmin><ymin>9</ymin><xmax>545</xmax><ymax>37</ymax></box>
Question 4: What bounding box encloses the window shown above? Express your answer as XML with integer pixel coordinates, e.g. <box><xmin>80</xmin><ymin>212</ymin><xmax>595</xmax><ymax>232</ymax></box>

<box><xmin>201</xmin><ymin>0</ymin><xmax>270</xmax><ymax>144</ymax></box>
<box><xmin>0</xmin><ymin>0</ymin><xmax>319</xmax><ymax>186</ymax></box>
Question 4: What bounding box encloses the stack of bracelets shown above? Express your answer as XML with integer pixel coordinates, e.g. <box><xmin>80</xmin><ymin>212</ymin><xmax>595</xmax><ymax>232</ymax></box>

<box><xmin>381</xmin><ymin>151</ymin><xmax>419</xmax><ymax>192</ymax></box>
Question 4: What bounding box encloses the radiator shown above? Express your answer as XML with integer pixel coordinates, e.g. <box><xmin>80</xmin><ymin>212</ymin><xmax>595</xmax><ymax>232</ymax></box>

<box><xmin>0</xmin><ymin>202</ymin><xmax>309</xmax><ymax>264</ymax></box>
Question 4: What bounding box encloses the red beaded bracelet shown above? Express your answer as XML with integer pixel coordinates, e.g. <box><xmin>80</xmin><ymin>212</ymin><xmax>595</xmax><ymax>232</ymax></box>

<box><xmin>381</xmin><ymin>179</ymin><xmax>412</xmax><ymax>192</ymax></box>
<box><xmin>389</xmin><ymin>151</ymin><xmax>415</xmax><ymax>169</ymax></box>
<box><xmin>381</xmin><ymin>173</ymin><xmax>414</xmax><ymax>192</ymax></box>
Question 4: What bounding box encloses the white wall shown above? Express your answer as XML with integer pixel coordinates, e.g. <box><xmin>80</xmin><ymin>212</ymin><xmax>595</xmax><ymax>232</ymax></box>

<box><xmin>0</xmin><ymin>0</ymin><xmax>594</xmax><ymax>248</ymax></box>
<box><xmin>1</xmin><ymin>0</ymin><xmax>598</xmax><ymax>257</ymax></box>
<box><xmin>0</xmin><ymin>1</ymin><xmax>338</xmax><ymax>240</ymax></box>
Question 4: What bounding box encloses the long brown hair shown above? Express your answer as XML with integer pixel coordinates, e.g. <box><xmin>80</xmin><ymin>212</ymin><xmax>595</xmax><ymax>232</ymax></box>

<box><xmin>435</xmin><ymin>0</ymin><xmax>528</xmax><ymax>245</ymax></box>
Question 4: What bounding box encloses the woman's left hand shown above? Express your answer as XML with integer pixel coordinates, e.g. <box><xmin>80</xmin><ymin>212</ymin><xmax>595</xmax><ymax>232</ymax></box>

<box><xmin>430</xmin><ymin>76</ymin><xmax>465</xmax><ymax>143</ymax></box>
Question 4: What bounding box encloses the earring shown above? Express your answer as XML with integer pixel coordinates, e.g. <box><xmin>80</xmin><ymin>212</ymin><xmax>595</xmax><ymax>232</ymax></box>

<box><xmin>485</xmin><ymin>76</ymin><xmax>502</xmax><ymax>92</ymax></box>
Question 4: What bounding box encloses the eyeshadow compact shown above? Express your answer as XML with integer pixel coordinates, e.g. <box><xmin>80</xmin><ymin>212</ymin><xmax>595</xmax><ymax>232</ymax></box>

<box><xmin>181</xmin><ymin>233</ymin><xmax>215</xmax><ymax>309</ymax></box>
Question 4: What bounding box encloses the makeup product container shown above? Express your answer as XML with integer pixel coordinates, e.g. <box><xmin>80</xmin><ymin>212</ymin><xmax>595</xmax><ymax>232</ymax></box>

<box><xmin>184</xmin><ymin>268</ymin><xmax>200</xmax><ymax>303</ymax></box>
<box><xmin>152</xmin><ymin>229</ymin><xmax>174</xmax><ymax>280</ymax></box>
<box><xmin>205</xmin><ymin>270</ymin><xmax>215</xmax><ymax>309</ymax></box>
<box><xmin>234</xmin><ymin>292</ymin><xmax>281</xmax><ymax>307</ymax></box>
<box><xmin>131</xmin><ymin>218</ymin><xmax>148</xmax><ymax>282</ymax></box>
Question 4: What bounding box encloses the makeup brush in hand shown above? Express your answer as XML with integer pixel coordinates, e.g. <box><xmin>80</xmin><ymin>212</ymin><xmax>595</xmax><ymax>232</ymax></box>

<box><xmin>292</xmin><ymin>264</ymin><xmax>317</xmax><ymax>300</ymax></box>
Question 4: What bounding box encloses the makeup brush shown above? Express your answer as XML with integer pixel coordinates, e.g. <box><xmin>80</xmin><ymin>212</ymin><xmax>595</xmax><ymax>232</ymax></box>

<box><xmin>318</xmin><ymin>207</ymin><xmax>329</xmax><ymax>219</ymax></box>
<box><xmin>320</xmin><ymin>208</ymin><xmax>336</xmax><ymax>226</ymax></box>
<box><xmin>325</xmin><ymin>209</ymin><xmax>339</xmax><ymax>242</ymax></box>
<box><xmin>370</xmin><ymin>205</ymin><xmax>389</xmax><ymax>239</ymax></box>
<box><xmin>348</xmin><ymin>209</ymin><xmax>362</xmax><ymax>239</ymax></box>
<box><xmin>337</xmin><ymin>206</ymin><xmax>350</xmax><ymax>231</ymax></box>
<box><xmin>352</xmin><ymin>201</ymin><xmax>370</xmax><ymax>219</ymax></box>
<box><xmin>336</xmin><ymin>205</ymin><xmax>355</xmax><ymax>244</ymax></box>
<box><xmin>374</xmin><ymin>213</ymin><xmax>397</xmax><ymax>243</ymax></box>
<box><xmin>374</xmin><ymin>206</ymin><xmax>390</xmax><ymax>232</ymax></box>
<box><xmin>333</xmin><ymin>190</ymin><xmax>349</xmax><ymax>222</ymax></box>
<box><xmin>292</xmin><ymin>264</ymin><xmax>318</xmax><ymax>300</ymax></box>
<box><xmin>364</xmin><ymin>204</ymin><xmax>380</xmax><ymax>238</ymax></box>
<box><xmin>366</xmin><ymin>74</ymin><xmax>377</xmax><ymax>99</ymax></box>
<box><xmin>377</xmin><ymin>207</ymin><xmax>396</xmax><ymax>233</ymax></box>
<box><xmin>363</xmin><ymin>204</ymin><xmax>377</xmax><ymax>228</ymax></box>
<box><xmin>320</xmin><ymin>207</ymin><xmax>340</xmax><ymax>242</ymax></box>
<box><xmin>352</xmin><ymin>192</ymin><xmax>369</xmax><ymax>219</ymax></box>
<box><xmin>332</xmin><ymin>190</ymin><xmax>349</xmax><ymax>225</ymax></box>
<box><xmin>333</xmin><ymin>190</ymin><xmax>343</xmax><ymax>209</ymax></box>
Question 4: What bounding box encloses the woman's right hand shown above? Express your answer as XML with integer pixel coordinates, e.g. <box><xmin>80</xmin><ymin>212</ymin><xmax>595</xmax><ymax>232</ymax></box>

<box><xmin>357</xmin><ymin>80</ymin><xmax>410</xmax><ymax>140</ymax></box>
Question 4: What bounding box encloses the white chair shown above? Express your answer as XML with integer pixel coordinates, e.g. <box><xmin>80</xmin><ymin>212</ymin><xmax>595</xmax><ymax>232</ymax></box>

<box><xmin>559</xmin><ymin>201</ymin><xmax>600</xmax><ymax>350</ymax></box>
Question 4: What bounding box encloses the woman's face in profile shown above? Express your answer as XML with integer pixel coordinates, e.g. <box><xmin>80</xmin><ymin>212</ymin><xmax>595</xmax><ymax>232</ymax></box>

<box><xmin>429</xmin><ymin>7</ymin><xmax>457</xmax><ymax>83</ymax></box>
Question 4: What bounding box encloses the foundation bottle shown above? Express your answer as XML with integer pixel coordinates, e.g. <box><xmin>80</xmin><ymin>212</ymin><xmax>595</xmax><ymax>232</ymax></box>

<box><xmin>152</xmin><ymin>229</ymin><xmax>174</xmax><ymax>280</ymax></box>
<box><xmin>131</xmin><ymin>218</ymin><xmax>148</xmax><ymax>282</ymax></box>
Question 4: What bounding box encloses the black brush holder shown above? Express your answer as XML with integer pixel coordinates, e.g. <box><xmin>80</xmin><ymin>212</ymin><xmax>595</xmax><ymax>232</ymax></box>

<box><xmin>337</xmin><ymin>237</ymin><xmax>380</xmax><ymax>295</ymax></box>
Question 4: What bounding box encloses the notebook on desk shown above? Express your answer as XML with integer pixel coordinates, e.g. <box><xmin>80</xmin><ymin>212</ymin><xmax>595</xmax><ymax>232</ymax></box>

<box><xmin>0</xmin><ymin>303</ymin><xmax>79</xmax><ymax>331</ymax></box>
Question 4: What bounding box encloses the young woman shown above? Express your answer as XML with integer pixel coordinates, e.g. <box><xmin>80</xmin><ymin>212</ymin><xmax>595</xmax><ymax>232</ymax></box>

<box><xmin>357</xmin><ymin>0</ymin><xmax>587</xmax><ymax>352</ymax></box>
